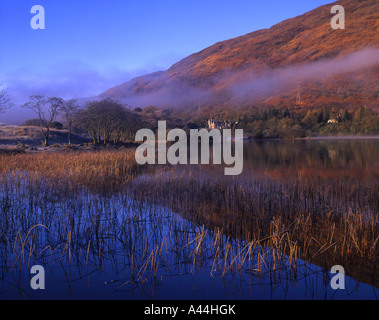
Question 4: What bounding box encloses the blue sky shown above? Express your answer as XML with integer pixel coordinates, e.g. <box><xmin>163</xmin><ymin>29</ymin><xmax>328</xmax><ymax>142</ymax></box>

<box><xmin>0</xmin><ymin>0</ymin><xmax>334</xmax><ymax>122</ymax></box>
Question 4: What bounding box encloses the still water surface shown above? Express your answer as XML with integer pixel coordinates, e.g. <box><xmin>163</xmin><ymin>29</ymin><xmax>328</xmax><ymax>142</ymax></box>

<box><xmin>0</xmin><ymin>139</ymin><xmax>378</xmax><ymax>300</ymax></box>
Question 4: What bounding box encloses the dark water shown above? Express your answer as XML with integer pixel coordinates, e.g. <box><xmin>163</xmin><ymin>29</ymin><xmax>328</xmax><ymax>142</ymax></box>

<box><xmin>243</xmin><ymin>138</ymin><xmax>379</xmax><ymax>174</ymax></box>
<box><xmin>184</xmin><ymin>138</ymin><xmax>379</xmax><ymax>179</ymax></box>
<box><xmin>0</xmin><ymin>139</ymin><xmax>378</xmax><ymax>300</ymax></box>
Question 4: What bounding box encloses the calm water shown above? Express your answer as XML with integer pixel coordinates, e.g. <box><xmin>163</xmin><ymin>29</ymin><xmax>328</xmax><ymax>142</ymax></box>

<box><xmin>0</xmin><ymin>139</ymin><xmax>378</xmax><ymax>300</ymax></box>
<box><xmin>181</xmin><ymin>138</ymin><xmax>379</xmax><ymax>179</ymax></box>
<box><xmin>243</xmin><ymin>138</ymin><xmax>379</xmax><ymax>175</ymax></box>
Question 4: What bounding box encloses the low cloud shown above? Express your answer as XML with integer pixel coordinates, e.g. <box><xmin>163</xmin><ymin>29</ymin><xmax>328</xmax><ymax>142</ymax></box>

<box><xmin>1</xmin><ymin>61</ymin><xmax>161</xmax><ymax>123</ymax></box>
<box><xmin>227</xmin><ymin>47</ymin><xmax>379</xmax><ymax>101</ymax></box>
<box><xmin>2</xmin><ymin>47</ymin><xmax>378</xmax><ymax>124</ymax></box>
<box><xmin>103</xmin><ymin>47</ymin><xmax>379</xmax><ymax>109</ymax></box>
<box><xmin>4</xmin><ymin>66</ymin><xmax>132</xmax><ymax>104</ymax></box>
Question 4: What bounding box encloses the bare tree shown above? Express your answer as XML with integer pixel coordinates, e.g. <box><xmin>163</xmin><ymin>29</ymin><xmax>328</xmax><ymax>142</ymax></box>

<box><xmin>76</xmin><ymin>99</ymin><xmax>140</xmax><ymax>145</ymax></box>
<box><xmin>0</xmin><ymin>87</ymin><xmax>13</xmax><ymax>115</ymax></box>
<box><xmin>60</xmin><ymin>99</ymin><xmax>80</xmax><ymax>145</ymax></box>
<box><xmin>22</xmin><ymin>95</ymin><xmax>63</xmax><ymax>146</ymax></box>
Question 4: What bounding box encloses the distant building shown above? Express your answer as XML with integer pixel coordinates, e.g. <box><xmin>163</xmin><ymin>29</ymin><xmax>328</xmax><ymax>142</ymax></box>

<box><xmin>208</xmin><ymin>119</ymin><xmax>232</xmax><ymax>130</ymax></box>
<box><xmin>327</xmin><ymin>112</ymin><xmax>342</xmax><ymax>124</ymax></box>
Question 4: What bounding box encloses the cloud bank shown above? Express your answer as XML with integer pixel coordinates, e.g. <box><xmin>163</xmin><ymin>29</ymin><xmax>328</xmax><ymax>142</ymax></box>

<box><xmin>2</xmin><ymin>47</ymin><xmax>378</xmax><ymax>124</ymax></box>
<box><xmin>102</xmin><ymin>47</ymin><xmax>379</xmax><ymax>109</ymax></box>
<box><xmin>228</xmin><ymin>47</ymin><xmax>379</xmax><ymax>100</ymax></box>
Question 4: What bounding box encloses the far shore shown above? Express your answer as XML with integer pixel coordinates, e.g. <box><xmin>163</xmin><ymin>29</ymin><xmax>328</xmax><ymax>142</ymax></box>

<box><xmin>308</xmin><ymin>135</ymin><xmax>379</xmax><ymax>140</ymax></box>
<box><xmin>242</xmin><ymin>135</ymin><xmax>379</xmax><ymax>141</ymax></box>
<box><xmin>2</xmin><ymin>122</ymin><xmax>379</xmax><ymax>154</ymax></box>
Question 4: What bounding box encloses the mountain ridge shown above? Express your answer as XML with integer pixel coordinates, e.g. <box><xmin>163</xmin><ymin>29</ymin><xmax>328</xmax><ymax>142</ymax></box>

<box><xmin>100</xmin><ymin>0</ymin><xmax>379</xmax><ymax>112</ymax></box>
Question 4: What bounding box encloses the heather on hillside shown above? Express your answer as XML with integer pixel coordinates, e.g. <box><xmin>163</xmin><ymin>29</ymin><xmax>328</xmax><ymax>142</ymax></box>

<box><xmin>100</xmin><ymin>0</ymin><xmax>379</xmax><ymax>111</ymax></box>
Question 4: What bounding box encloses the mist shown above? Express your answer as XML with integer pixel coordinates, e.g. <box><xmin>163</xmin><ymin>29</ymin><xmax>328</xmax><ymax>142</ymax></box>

<box><xmin>2</xmin><ymin>47</ymin><xmax>378</xmax><ymax>125</ymax></box>
<box><xmin>109</xmin><ymin>47</ymin><xmax>379</xmax><ymax>110</ymax></box>
<box><xmin>0</xmin><ymin>62</ymin><xmax>163</xmax><ymax>124</ymax></box>
<box><xmin>227</xmin><ymin>47</ymin><xmax>379</xmax><ymax>101</ymax></box>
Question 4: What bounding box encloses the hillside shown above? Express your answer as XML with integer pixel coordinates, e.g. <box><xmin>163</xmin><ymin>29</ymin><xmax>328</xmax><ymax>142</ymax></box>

<box><xmin>100</xmin><ymin>0</ymin><xmax>379</xmax><ymax>112</ymax></box>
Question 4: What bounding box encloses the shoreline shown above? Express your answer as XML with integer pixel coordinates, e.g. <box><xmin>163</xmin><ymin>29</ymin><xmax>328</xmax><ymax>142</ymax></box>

<box><xmin>308</xmin><ymin>135</ymin><xmax>379</xmax><ymax>140</ymax></box>
<box><xmin>243</xmin><ymin>135</ymin><xmax>379</xmax><ymax>141</ymax></box>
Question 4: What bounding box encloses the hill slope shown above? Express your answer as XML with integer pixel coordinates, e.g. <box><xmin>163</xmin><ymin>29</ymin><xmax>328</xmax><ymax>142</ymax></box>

<box><xmin>100</xmin><ymin>0</ymin><xmax>379</xmax><ymax>112</ymax></box>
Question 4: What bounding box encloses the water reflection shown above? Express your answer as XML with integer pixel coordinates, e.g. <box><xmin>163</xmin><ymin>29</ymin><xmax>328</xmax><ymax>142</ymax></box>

<box><xmin>180</xmin><ymin>139</ymin><xmax>379</xmax><ymax>181</ymax></box>
<box><xmin>0</xmin><ymin>139</ymin><xmax>378</xmax><ymax>300</ymax></box>
<box><xmin>244</xmin><ymin>139</ymin><xmax>379</xmax><ymax>170</ymax></box>
<box><xmin>244</xmin><ymin>139</ymin><xmax>379</xmax><ymax>181</ymax></box>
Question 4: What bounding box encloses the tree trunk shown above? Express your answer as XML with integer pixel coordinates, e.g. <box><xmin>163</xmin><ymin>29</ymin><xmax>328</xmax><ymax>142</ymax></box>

<box><xmin>68</xmin><ymin>124</ymin><xmax>72</xmax><ymax>145</ymax></box>
<box><xmin>43</xmin><ymin>127</ymin><xmax>50</xmax><ymax>146</ymax></box>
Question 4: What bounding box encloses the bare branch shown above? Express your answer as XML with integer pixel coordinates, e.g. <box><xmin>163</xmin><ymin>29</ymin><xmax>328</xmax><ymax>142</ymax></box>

<box><xmin>0</xmin><ymin>86</ymin><xmax>13</xmax><ymax>113</ymax></box>
<box><xmin>60</xmin><ymin>99</ymin><xmax>80</xmax><ymax>145</ymax></box>
<box><xmin>22</xmin><ymin>95</ymin><xmax>63</xmax><ymax>146</ymax></box>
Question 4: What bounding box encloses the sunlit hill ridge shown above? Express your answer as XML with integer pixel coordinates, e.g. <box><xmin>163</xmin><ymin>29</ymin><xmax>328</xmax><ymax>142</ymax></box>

<box><xmin>100</xmin><ymin>0</ymin><xmax>379</xmax><ymax>112</ymax></box>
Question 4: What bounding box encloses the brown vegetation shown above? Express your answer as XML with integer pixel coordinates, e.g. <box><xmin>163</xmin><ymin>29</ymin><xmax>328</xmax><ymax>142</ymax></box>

<box><xmin>101</xmin><ymin>0</ymin><xmax>379</xmax><ymax>111</ymax></box>
<box><xmin>0</xmin><ymin>150</ymin><xmax>377</xmax><ymax>289</ymax></box>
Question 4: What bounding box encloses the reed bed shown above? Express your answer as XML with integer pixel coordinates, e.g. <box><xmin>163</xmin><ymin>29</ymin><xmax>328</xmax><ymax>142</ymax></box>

<box><xmin>0</xmin><ymin>150</ymin><xmax>377</xmax><ymax>297</ymax></box>
<box><xmin>0</xmin><ymin>149</ymin><xmax>141</xmax><ymax>193</ymax></box>
<box><xmin>131</xmin><ymin>169</ymin><xmax>378</xmax><ymax>286</ymax></box>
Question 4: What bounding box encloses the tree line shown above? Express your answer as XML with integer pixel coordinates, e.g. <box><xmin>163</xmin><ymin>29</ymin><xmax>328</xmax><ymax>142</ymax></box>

<box><xmin>23</xmin><ymin>96</ymin><xmax>149</xmax><ymax>146</ymax></box>
<box><xmin>233</xmin><ymin>106</ymin><xmax>379</xmax><ymax>139</ymax></box>
<box><xmin>1</xmin><ymin>89</ymin><xmax>147</xmax><ymax>146</ymax></box>
<box><xmin>2</xmin><ymin>85</ymin><xmax>379</xmax><ymax>144</ymax></box>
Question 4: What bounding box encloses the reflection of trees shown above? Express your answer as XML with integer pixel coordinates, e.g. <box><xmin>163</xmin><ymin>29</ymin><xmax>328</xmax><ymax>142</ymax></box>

<box><xmin>243</xmin><ymin>140</ymin><xmax>379</xmax><ymax>172</ymax></box>
<box><xmin>181</xmin><ymin>140</ymin><xmax>379</xmax><ymax>181</ymax></box>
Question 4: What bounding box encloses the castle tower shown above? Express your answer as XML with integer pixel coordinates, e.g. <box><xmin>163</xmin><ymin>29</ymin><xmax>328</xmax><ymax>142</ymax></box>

<box><xmin>208</xmin><ymin>119</ymin><xmax>214</xmax><ymax>129</ymax></box>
